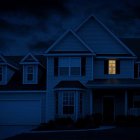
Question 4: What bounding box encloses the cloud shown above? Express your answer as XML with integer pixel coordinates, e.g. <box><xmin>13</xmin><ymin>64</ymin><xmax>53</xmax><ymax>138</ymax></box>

<box><xmin>0</xmin><ymin>0</ymin><xmax>70</xmax><ymax>18</ymax></box>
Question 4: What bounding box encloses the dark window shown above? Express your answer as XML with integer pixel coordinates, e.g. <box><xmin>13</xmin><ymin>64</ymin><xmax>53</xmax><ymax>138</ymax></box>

<box><xmin>71</xmin><ymin>67</ymin><xmax>81</xmax><ymax>76</ymax></box>
<box><xmin>27</xmin><ymin>66</ymin><xmax>33</xmax><ymax>81</ymax></box>
<box><xmin>54</xmin><ymin>57</ymin><xmax>58</xmax><ymax>76</ymax></box>
<box><xmin>63</xmin><ymin>92</ymin><xmax>74</xmax><ymax>115</ymax></box>
<box><xmin>63</xmin><ymin>106</ymin><xmax>74</xmax><ymax>114</ymax></box>
<box><xmin>27</xmin><ymin>74</ymin><xmax>33</xmax><ymax>81</ymax></box>
<box><xmin>81</xmin><ymin>57</ymin><xmax>86</xmax><ymax>76</ymax></box>
<box><xmin>59</xmin><ymin>67</ymin><xmax>69</xmax><ymax>76</ymax></box>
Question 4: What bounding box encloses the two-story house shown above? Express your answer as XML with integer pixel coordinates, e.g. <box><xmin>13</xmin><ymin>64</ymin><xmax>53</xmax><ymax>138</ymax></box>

<box><xmin>0</xmin><ymin>16</ymin><xmax>140</xmax><ymax>125</ymax></box>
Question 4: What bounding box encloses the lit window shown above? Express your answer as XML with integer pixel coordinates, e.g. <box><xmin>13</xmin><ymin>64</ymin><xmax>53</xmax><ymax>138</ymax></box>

<box><xmin>108</xmin><ymin>60</ymin><xmax>116</xmax><ymax>74</ymax></box>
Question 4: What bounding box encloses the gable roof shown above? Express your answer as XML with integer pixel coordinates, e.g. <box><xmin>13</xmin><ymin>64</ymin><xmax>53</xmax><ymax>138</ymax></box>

<box><xmin>45</xmin><ymin>30</ymin><xmax>95</xmax><ymax>55</ymax></box>
<box><xmin>20</xmin><ymin>53</ymin><xmax>40</xmax><ymax>64</ymax></box>
<box><xmin>75</xmin><ymin>15</ymin><xmax>136</xmax><ymax>57</ymax></box>
<box><xmin>0</xmin><ymin>54</ymin><xmax>18</xmax><ymax>70</ymax></box>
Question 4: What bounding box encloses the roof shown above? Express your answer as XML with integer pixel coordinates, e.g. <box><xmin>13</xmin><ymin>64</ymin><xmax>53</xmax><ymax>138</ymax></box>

<box><xmin>45</xmin><ymin>30</ymin><xmax>95</xmax><ymax>55</ymax></box>
<box><xmin>75</xmin><ymin>15</ymin><xmax>135</xmax><ymax>57</ymax></box>
<box><xmin>0</xmin><ymin>67</ymin><xmax>46</xmax><ymax>91</ymax></box>
<box><xmin>54</xmin><ymin>81</ymin><xmax>86</xmax><ymax>89</ymax></box>
<box><xmin>3</xmin><ymin>55</ymin><xmax>46</xmax><ymax>68</ymax></box>
<box><xmin>87</xmin><ymin>79</ymin><xmax>140</xmax><ymax>89</ymax></box>
<box><xmin>121</xmin><ymin>38</ymin><xmax>140</xmax><ymax>61</ymax></box>
<box><xmin>0</xmin><ymin>54</ymin><xmax>47</xmax><ymax>91</ymax></box>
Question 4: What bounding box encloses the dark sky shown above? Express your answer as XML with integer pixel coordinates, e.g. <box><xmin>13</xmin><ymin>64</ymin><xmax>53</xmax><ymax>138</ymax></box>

<box><xmin>0</xmin><ymin>0</ymin><xmax>140</xmax><ymax>55</ymax></box>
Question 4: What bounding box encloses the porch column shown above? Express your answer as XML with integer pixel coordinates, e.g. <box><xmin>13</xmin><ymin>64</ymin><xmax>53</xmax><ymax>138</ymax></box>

<box><xmin>125</xmin><ymin>90</ymin><xmax>128</xmax><ymax>116</ymax></box>
<box><xmin>89</xmin><ymin>89</ymin><xmax>93</xmax><ymax>115</ymax></box>
<box><xmin>75</xmin><ymin>91</ymin><xmax>79</xmax><ymax>120</ymax></box>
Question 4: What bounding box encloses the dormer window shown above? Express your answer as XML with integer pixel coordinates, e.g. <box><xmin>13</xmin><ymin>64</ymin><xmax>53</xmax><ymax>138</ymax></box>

<box><xmin>20</xmin><ymin>53</ymin><xmax>40</xmax><ymax>84</ymax></box>
<box><xmin>23</xmin><ymin>64</ymin><xmax>38</xmax><ymax>84</ymax></box>
<box><xmin>27</xmin><ymin>66</ymin><xmax>33</xmax><ymax>81</ymax></box>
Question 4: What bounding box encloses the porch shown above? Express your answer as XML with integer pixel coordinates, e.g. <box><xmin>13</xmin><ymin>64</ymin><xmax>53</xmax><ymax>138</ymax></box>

<box><xmin>87</xmin><ymin>79</ymin><xmax>140</xmax><ymax>122</ymax></box>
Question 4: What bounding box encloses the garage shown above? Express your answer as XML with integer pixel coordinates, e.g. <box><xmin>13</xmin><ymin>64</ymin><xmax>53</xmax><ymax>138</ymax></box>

<box><xmin>0</xmin><ymin>92</ymin><xmax>42</xmax><ymax>125</ymax></box>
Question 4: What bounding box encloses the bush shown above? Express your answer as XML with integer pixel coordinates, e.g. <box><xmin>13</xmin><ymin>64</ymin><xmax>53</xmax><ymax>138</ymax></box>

<box><xmin>115</xmin><ymin>115</ymin><xmax>140</xmax><ymax>127</ymax></box>
<box><xmin>75</xmin><ymin>114</ymin><xmax>102</xmax><ymax>129</ymax></box>
<box><xmin>55</xmin><ymin>117</ymin><xmax>74</xmax><ymax>129</ymax></box>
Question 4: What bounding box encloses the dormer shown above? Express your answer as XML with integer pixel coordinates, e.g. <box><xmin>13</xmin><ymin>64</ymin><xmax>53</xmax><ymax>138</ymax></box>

<box><xmin>20</xmin><ymin>53</ymin><xmax>40</xmax><ymax>84</ymax></box>
<box><xmin>0</xmin><ymin>55</ymin><xmax>17</xmax><ymax>85</ymax></box>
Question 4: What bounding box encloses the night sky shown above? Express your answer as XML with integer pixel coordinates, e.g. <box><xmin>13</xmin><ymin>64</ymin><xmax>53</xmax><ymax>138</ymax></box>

<box><xmin>0</xmin><ymin>0</ymin><xmax>140</xmax><ymax>55</ymax></box>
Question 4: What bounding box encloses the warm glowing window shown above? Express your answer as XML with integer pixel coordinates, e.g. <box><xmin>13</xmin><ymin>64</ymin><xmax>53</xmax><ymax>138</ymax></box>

<box><xmin>108</xmin><ymin>60</ymin><xmax>116</xmax><ymax>74</ymax></box>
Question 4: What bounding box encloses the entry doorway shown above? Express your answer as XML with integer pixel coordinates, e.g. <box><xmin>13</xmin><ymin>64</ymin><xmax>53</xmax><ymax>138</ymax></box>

<box><xmin>103</xmin><ymin>96</ymin><xmax>114</xmax><ymax>123</ymax></box>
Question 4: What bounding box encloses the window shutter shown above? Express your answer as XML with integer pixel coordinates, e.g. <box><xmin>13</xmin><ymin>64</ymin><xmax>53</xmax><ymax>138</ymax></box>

<box><xmin>134</xmin><ymin>64</ymin><xmax>138</xmax><ymax>78</ymax></box>
<box><xmin>81</xmin><ymin>57</ymin><xmax>86</xmax><ymax>76</ymax></box>
<box><xmin>104</xmin><ymin>60</ymin><xmax>108</xmax><ymax>74</ymax></box>
<box><xmin>54</xmin><ymin>57</ymin><xmax>58</xmax><ymax>76</ymax></box>
<box><xmin>116</xmin><ymin>60</ymin><xmax>120</xmax><ymax>74</ymax></box>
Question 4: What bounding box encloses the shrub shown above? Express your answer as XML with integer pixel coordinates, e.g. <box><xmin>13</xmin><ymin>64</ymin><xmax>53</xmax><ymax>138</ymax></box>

<box><xmin>75</xmin><ymin>114</ymin><xmax>102</xmax><ymax>129</ymax></box>
<box><xmin>115</xmin><ymin>115</ymin><xmax>140</xmax><ymax>127</ymax></box>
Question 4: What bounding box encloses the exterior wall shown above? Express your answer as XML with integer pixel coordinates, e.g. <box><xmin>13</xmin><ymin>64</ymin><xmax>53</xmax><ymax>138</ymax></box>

<box><xmin>0</xmin><ymin>92</ymin><xmax>43</xmax><ymax>125</ymax></box>
<box><xmin>94</xmin><ymin>59</ymin><xmax>134</xmax><ymax>79</ymax></box>
<box><xmin>46</xmin><ymin>56</ymin><xmax>93</xmax><ymax>122</ymax></box>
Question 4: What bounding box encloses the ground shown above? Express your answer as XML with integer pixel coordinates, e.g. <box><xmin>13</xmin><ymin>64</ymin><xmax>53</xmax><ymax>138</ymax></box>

<box><xmin>4</xmin><ymin>127</ymin><xmax>140</xmax><ymax>140</ymax></box>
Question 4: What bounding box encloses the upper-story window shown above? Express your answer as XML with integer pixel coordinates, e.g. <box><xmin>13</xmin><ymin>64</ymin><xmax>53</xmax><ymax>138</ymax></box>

<box><xmin>108</xmin><ymin>60</ymin><xmax>116</xmax><ymax>74</ymax></box>
<box><xmin>27</xmin><ymin>65</ymin><xmax>34</xmax><ymax>81</ymax></box>
<box><xmin>0</xmin><ymin>66</ymin><xmax>2</xmax><ymax>81</ymax></box>
<box><xmin>23</xmin><ymin>64</ymin><xmax>38</xmax><ymax>84</ymax></box>
<box><xmin>58</xmin><ymin>57</ymin><xmax>81</xmax><ymax>76</ymax></box>
<box><xmin>104</xmin><ymin>59</ymin><xmax>120</xmax><ymax>75</ymax></box>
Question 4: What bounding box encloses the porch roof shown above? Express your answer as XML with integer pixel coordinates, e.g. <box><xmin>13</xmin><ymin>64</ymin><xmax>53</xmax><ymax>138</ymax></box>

<box><xmin>54</xmin><ymin>81</ymin><xmax>86</xmax><ymax>89</ymax></box>
<box><xmin>87</xmin><ymin>79</ymin><xmax>140</xmax><ymax>89</ymax></box>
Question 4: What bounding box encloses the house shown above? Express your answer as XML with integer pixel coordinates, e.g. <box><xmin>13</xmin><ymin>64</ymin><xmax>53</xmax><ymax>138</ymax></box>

<box><xmin>0</xmin><ymin>16</ymin><xmax>140</xmax><ymax>125</ymax></box>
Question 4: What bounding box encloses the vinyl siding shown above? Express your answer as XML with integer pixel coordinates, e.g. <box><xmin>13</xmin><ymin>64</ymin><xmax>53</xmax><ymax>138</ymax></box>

<box><xmin>94</xmin><ymin>59</ymin><xmax>134</xmax><ymax>79</ymax></box>
<box><xmin>46</xmin><ymin>56</ymin><xmax>93</xmax><ymax>121</ymax></box>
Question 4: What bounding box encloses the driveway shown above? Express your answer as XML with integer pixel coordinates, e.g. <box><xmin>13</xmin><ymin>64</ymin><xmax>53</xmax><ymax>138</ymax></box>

<box><xmin>0</xmin><ymin>125</ymin><xmax>36</xmax><ymax>140</ymax></box>
<box><xmin>4</xmin><ymin>127</ymin><xmax>140</xmax><ymax>140</ymax></box>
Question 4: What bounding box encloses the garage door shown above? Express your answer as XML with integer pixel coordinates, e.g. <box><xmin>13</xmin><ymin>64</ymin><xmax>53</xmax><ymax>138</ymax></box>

<box><xmin>0</xmin><ymin>99</ymin><xmax>41</xmax><ymax>125</ymax></box>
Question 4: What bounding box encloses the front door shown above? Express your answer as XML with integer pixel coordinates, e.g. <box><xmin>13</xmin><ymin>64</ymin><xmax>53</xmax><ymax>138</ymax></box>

<box><xmin>103</xmin><ymin>97</ymin><xmax>114</xmax><ymax>123</ymax></box>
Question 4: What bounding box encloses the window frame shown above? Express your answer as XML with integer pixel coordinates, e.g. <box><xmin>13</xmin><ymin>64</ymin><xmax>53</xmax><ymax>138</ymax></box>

<box><xmin>27</xmin><ymin>65</ymin><xmax>34</xmax><ymax>81</ymax></box>
<box><xmin>63</xmin><ymin>91</ymin><xmax>75</xmax><ymax>115</ymax></box>
<box><xmin>23</xmin><ymin>64</ymin><xmax>38</xmax><ymax>84</ymax></box>
<box><xmin>58</xmin><ymin>57</ymin><xmax>81</xmax><ymax>76</ymax></box>
<box><xmin>108</xmin><ymin>59</ymin><xmax>116</xmax><ymax>75</ymax></box>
